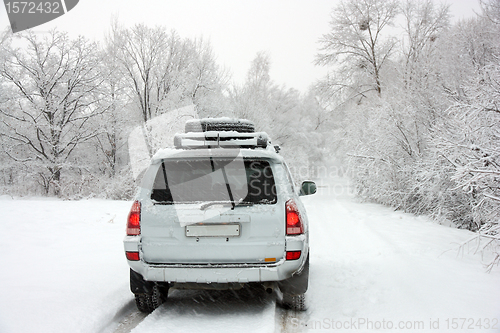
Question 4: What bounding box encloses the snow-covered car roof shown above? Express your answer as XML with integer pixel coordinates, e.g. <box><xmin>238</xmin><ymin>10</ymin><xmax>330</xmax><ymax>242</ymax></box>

<box><xmin>185</xmin><ymin>117</ymin><xmax>254</xmax><ymax>127</ymax></box>
<box><xmin>151</xmin><ymin>146</ymin><xmax>284</xmax><ymax>164</ymax></box>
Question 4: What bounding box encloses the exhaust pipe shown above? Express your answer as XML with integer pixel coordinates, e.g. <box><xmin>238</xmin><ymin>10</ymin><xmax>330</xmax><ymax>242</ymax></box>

<box><xmin>263</xmin><ymin>282</ymin><xmax>275</xmax><ymax>294</ymax></box>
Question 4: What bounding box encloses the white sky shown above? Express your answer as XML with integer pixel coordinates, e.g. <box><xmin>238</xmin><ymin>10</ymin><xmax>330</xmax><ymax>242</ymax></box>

<box><xmin>0</xmin><ymin>0</ymin><xmax>482</xmax><ymax>93</ymax></box>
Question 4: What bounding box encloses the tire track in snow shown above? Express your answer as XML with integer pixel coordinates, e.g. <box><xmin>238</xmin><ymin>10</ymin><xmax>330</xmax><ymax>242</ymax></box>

<box><xmin>112</xmin><ymin>309</ymin><xmax>148</xmax><ymax>333</ymax></box>
<box><xmin>105</xmin><ymin>299</ymin><xmax>148</xmax><ymax>333</ymax></box>
<box><xmin>112</xmin><ymin>288</ymin><xmax>311</xmax><ymax>333</ymax></box>
<box><xmin>125</xmin><ymin>286</ymin><xmax>277</xmax><ymax>332</ymax></box>
<box><xmin>275</xmin><ymin>306</ymin><xmax>310</xmax><ymax>333</ymax></box>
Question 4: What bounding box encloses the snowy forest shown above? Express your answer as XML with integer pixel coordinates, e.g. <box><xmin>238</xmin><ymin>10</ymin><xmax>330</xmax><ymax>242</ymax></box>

<box><xmin>0</xmin><ymin>1</ymin><xmax>498</xmax><ymax>263</ymax></box>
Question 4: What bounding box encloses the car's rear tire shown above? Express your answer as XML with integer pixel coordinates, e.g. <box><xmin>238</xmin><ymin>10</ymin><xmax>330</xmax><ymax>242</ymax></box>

<box><xmin>278</xmin><ymin>253</ymin><xmax>309</xmax><ymax>311</ymax></box>
<box><xmin>134</xmin><ymin>285</ymin><xmax>166</xmax><ymax>313</ymax></box>
<box><xmin>130</xmin><ymin>269</ymin><xmax>168</xmax><ymax>313</ymax></box>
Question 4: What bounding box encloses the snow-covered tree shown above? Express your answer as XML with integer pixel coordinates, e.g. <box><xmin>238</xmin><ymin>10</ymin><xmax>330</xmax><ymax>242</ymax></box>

<box><xmin>109</xmin><ymin>23</ymin><xmax>171</xmax><ymax>123</ymax></box>
<box><xmin>316</xmin><ymin>0</ymin><xmax>499</xmax><ymax>270</ymax></box>
<box><xmin>430</xmin><ymin>5</ymin><xmax>500</xmax><ymax>269</ymax></box>
<box><xmin>229</xmin><ymin>52</ymin><xmax>330</xmax><ymax>182</ymax></box>
<box><xmin>187</xmin><ymin>37</ymin><xmax>230</xmax><ymax>117</ymax></box>
<box><xmin>400</xmin><ymin>0</ymin><xmax>450</xmax><ymax>88</ymax></box>
<box><xmin>91</xmin><ymin>28</ymin><xmax>137</xmax><ymax>178</ymax></box>
<box><xmin>0</xmin><ymin>30</ymin><xmax>104</xmax><ymax>196</ymax></box>
<box><xmin>109</xmin><ymin>23</ymin><xmax>228</xmax><ymax>120</ymax></box>
<box><xmin>316</xmin><ymin>0</ymin><xmax>399</xmax><ymax>98</ymax></box>
<box><xmin>108</xmin><ymin>23</ymin><xmax>229</xmax><ymax>157</ymax></box>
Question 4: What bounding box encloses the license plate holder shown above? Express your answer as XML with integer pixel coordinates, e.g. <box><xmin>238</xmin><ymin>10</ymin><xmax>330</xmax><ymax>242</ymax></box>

<box><xmin>185</xmin><ymin>224</ymin><xmax>240</xmax><ymax>237</ymax></box>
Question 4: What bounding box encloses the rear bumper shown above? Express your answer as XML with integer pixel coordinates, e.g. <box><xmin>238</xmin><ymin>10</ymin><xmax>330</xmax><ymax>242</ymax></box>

<box><xmin>127</xmin><ymin>259</ymin><xmax>304</xmax><ymax>284</ymax></box>
<box><xmin>124</xmin><ymin>235</ymin><xmax>308</xmax><ymax>284</ymax></box>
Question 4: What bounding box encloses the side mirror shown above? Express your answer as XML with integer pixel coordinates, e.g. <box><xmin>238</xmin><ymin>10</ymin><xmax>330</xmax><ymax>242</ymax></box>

<box><xmin>299</xmin><ymin>181</ymin><xmax>317</xmax><ymax>196</ymax></box>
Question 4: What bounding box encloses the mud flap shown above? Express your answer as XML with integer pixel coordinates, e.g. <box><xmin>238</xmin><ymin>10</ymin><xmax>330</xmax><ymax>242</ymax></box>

<box><xmin>278</xmin><ymin>254</ymin><xmax>309</xmax><ymax>296</ymax></box>
<box><xmin>130</xmin><ymin>269</ymin><xmax>156</xmax><ymax>294</ymax></box>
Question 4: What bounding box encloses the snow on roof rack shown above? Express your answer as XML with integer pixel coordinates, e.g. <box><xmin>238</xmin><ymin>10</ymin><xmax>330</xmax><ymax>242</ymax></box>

<box><xmin>185</xmin><ymin>118</ymin><xmax>255</xmax><ymax>133</ymax></box>
<box><xmin>174</xmin><ymin>131</ymin><xmax>270</xmax><ymax>150</ymax></box>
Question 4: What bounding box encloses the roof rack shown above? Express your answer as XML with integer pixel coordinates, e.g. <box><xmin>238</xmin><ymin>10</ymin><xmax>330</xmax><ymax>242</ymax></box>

<box><xmin>185</xmin><ymin>118</ymin><xmax>255</xmax><ymax>133</ymax></box>
<box><xmin>174</xmin><ymin>131</ymin><xmax>270</xmax><ymax>149</ymax></box>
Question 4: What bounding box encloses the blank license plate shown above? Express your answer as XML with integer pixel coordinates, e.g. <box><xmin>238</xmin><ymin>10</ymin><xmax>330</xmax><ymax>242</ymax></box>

<box><xmin>185</xmin><ymin>224</ymin><xmax>240</xmax><ymax>237</ymax></box>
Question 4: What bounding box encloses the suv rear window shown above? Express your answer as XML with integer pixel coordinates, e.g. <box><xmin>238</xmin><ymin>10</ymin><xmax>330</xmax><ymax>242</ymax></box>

<box><xmin>151</xmin><ymin>158</ymin><xmax>277</xmax><ymax>204</ymax></box>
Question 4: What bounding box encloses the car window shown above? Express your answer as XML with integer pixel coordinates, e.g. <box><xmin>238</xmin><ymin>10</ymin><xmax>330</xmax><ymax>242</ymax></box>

<box><xmin>150</xmin><ymin>158</ymin><xmax>277</xmax><ymax>204</ymax></box>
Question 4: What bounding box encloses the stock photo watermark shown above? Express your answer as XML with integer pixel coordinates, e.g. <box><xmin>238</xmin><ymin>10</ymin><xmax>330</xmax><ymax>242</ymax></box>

<box><xmin>3</xmin><ymin>0</ymin><xmax>79</xmax><ymax>32</ymax></box>
<box><xmin>290</xmin><ymin>317</ymin><xmax>499</xmax><ymax>331</ymax></box>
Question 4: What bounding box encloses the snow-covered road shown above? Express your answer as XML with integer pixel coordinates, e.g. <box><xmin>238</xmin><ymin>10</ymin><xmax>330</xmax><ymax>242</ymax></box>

<box><xmin>0</xmin><ymin>178</ymin><xmax>499</xmax><ymax>332</ymax></box>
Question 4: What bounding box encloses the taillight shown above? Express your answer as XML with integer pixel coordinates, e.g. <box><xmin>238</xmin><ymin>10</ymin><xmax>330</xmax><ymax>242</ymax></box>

<box><xmin>126</xmin><ymin>251</ymin><xmax>140</xmax><ymax>261</ymax></box>
<box><xmin>286</xmin><ymin>251</ymin><xmax>302</xmax><ymax>260</ymax></box>
<box><xmin>127</xmin><ymin>200</ymin><xmax>141</xmax><ymax>236</ymax></box>
<box><xmin>286</xmin><ymin>199</ymin><xmax>303</xmax><ymax>235</ymax></box>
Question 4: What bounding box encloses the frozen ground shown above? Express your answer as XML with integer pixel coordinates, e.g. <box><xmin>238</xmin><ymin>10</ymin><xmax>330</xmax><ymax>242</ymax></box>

<box><xmin>0</xmin><ymin>178</ymin><xmax>499</xmax><ymax>332</ymax></box>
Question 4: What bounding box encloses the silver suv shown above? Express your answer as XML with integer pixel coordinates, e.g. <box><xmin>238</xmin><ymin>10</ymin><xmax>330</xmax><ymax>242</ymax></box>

<box><xmin>124</xmin><ymin>118</ymin><xmax>316</xmax><ymax>312</ymax></box>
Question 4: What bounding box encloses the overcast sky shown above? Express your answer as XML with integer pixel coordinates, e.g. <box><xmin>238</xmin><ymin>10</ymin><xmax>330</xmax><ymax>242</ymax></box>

<box><xmin>1</xmin><ymin>0</ymin><xmax>482</xmax><ymax>93</ymax></box>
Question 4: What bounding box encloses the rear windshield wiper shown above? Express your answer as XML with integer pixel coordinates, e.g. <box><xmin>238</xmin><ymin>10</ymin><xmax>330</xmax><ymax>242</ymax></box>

<box><xmin>200</xmin><ymin>201</ymin><xmax>254</xmax><ymax>210</ymax></box>
<box><xmin>214</xmin><ymin>159</ymin><xmax>235</xmax><ymax>210</ymax></box>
